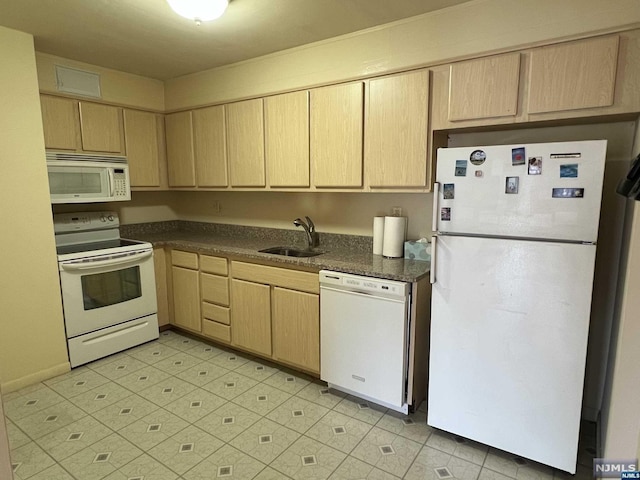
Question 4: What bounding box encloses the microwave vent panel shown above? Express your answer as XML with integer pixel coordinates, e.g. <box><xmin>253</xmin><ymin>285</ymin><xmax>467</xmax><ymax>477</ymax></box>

<box><xmin>55</xmin><ymin>65</ymin><xmax>102</xmax><ymax>98</ymax></box>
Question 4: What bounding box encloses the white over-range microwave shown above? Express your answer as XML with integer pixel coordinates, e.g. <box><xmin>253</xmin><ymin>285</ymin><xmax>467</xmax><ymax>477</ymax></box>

<box><xmin>46</xmin><ymin>151</ymin><xmax>131</xmax><ymax>204</ymax></box>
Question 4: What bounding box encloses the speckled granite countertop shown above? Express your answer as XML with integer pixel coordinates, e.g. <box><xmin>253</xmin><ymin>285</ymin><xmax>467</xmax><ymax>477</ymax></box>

<box><xmin>121</xmin><ymin>221</ymin><xmax>430</xmax><ymax>282</ymax></box>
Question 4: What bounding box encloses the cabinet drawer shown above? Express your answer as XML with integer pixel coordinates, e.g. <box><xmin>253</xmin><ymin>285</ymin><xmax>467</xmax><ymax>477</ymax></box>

<box><xmin>201</xmin><ymin>273</ymin><xmax>229</xmax><ymax>305</ymax></box>
<box><xmin>171</xmin><ymin>250</ymin><xmax>199</xmax><ymax>269</ymax></box>
<box><xmin>231</xmin><ymin>261</ymin><xmax>319</xmax><ymax>294</ymax></box>
<box><xmin>202</xmin><ymin>319</ymin><xmax>231</xmax><ymax>342</ymax></box>
<box><xmin>200</xmin><ymin>254</ymin><xmax>228</xmax><ymax>276</ymax></box>
<box><xmin>202</xmin><ymin>302</ymin><xmax>230</xmax><ymax>325</ymax></box>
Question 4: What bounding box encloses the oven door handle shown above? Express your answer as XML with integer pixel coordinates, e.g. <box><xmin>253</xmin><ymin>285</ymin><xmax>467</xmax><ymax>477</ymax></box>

<box><xmin>60</xmin><ymin>250</ymin><xmax>152</xmax><ymax>271</ymax></box>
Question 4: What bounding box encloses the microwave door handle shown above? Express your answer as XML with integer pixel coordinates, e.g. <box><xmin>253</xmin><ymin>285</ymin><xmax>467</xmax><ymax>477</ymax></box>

<box><xmin>61</xmin><ymin>250</ymin><xmax>152</xmax><ymax>271</ymax></box>
<box><xmin>108</xmin><ymin>168</ymin><xmax>115</xmax><ymax>197</ymax></box>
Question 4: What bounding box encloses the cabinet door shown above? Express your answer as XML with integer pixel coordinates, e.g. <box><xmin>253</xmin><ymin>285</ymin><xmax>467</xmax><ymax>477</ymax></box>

<box><xmin>193</xmin><ymin>105</ymin><xmax>228</xmax><ymax>187</ymax></box>
<box><xmin>78</xmin><ymin>102</ymin><xmax>123</xmax><ymax>153</ymax></box>
<box><xmin>272</xmin><ymin>287</ymin><xmax>319</xmax><ymax>373</ymax></box>
<box><xmin>311</xmin><ymin>82</ymin><xmax>363</xmax><ymax>187</ymax></box>
<box><xmin>265</xmin><ymin>91</ymin><xmax>309</xmax><ymax>187</ymax></box>
<box><xmin>528</xmin><ymin>35</ymin><xmax>619</xmax><ymax>114</ymax></box>
<box><xmin>449</xmin><ymin>53</ymin><xmax>520</xmax><ymax>121</ymax></box>
<box><xmin>40</xmin><ymin>95</ymin><xmax>79</xmax><ymax>150</ymax></box>
<box><xmin>365</xmin><ymin>70</ymin><xmax>429</xmax><ymax>188</ymax></box>
<box><xmin>231</xmin><ymin>279</ymin><xmax>271</xmax><ymax>355</ymax></box>
<box><xmin>226</xmin><ymin>99</ymin><xmax>265</xmax><ymax>187</ymax></box>
<box><xmin>172</xmin><ymin>266</ymin><xmax>201</xmax><ymax>332</ymax></box>
<box><xmin>123</xmin><ymin>109</ymin><xmax>160</xmax><ymax>187</ymax></box>
<box><xmin>165</xmin><ymin>111</ymin><xmax>196</xmax><ymax>187</ymax></box>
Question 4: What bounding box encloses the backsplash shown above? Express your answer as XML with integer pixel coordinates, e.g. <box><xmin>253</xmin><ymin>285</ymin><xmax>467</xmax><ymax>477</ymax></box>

<box><xmin>121</xmin><ymin>221</ymin><xmax>373</xmax><ymax>253</ymax></box>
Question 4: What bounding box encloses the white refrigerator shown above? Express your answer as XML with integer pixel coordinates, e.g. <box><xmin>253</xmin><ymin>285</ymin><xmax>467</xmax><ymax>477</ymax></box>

<box><xmin>428</xmin><ymin>140</ymin><xmax>607</xmax><ymax>473</ymax></box>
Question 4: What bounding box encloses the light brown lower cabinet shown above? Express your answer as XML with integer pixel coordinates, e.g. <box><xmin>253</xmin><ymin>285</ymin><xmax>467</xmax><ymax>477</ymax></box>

<box><xmin>171</xmin><ymin>265</ymin><xmax>201</xmax><ymax>332</ymax></box>
<box><xmin>202</xmin><ymin>317</ymin><xmax>231</xmax><ymax>342</ymax></box>
<box><xmin>272</xmin><ymin>287</ymin><xmax>319</xmax><ymax>373</ymax></box>
<box><xmin>200</xmin><ymin>255</ymin><xmax>231</xmax><ymax>343</ymax></box>
<box><xmin>166</xmin><ymin>251</ymin><xmax>321</xmax><ymax>375</ymax></box>
<box><xmin>153</xmin><ymin>248</ymin><xmax>170</xmax><ymax>327</ymax></box>
<box><xmin>230</xmin><ymin>279</ymin><xmax>272</xmax><ymax>356</ymax></box>
<box><xmin>230</xmin><ymin>260</ymin><xmax>320</xmax><ymax>373</ymax></box>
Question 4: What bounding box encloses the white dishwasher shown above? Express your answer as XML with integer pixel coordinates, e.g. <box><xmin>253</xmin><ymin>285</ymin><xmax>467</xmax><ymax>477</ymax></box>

<box><xmin>320</xmin><ymin>270</ymin><xmax>411</xmax><ymax>414</ymax></box>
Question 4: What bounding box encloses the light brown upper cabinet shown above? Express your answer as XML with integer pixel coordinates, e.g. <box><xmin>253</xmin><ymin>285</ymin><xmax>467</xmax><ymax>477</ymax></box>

<box><xmin>528</xmin><ymin>35</ymin><xmax>619</xmax><ymax>114</ymax></box>
<box><xmin>40</xmin><ymin>95</ymin><xmax>78</xmax><ymax>150</ymax></box>
<box><xmin>193</xmin><ymin>105</ymin><xmax>228</xmax><ymax>187</ymax></box>
<box><xmin>449</xmin><ymin>53</ymin><xmax>521</xmax><ymax>121</ymax></box>
<box><xmin>165</xmin><ymin>111</ymin><xmax>196</xmax><ymax>187</ymax></box>
<box><xmin>226</xmin><ymin>98</ymin><xmax>265</xmax><ymax>187</ymax></box>
<box><xmin>310</xmin><ymin>82</ymin><xmax>364</xmax><ymax>188</ymax></box>
<box><xmin>40</xmin><ymin>95</ymin><xmax>124</xmax><ymax>154</ymax></box>
<box><xmin>123</xmin><ymin>109</ymin><xmax>161</xmax><ymax>187</ymax></box>
<box><xmin>365</xmin><ymin>70</ymin><xmax>430</xmax><ymax>188</ymax></box>
<box><xmin>79</xmin><ymin>102</ymin><xmax>123</xmax><ymax>153</ymax></box>
<box><xmin>265</xmin><ymin>91</ymin><xmax>310</xmax><ymax>187</ymax></box>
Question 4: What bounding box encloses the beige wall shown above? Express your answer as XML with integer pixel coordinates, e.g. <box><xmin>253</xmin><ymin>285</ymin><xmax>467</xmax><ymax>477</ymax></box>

<box><xmin>171</xmin><ymin>191</ymin><xmax>432</xmax><ymax>239</ymax></box>
<box><xmin>601</xmin><ymin>120</ymin><xmax>640</xmax><ymax>457</ymax></box>
<box><xmin>165</xmin><ymin>0</ymin><xmax>640</xmax><ymax>110</ymax></box>
<box><xmin>0</xmin><ymin>27</ymin><xmax>69</xmax><ymax>391</ymax></box>
<box><xmin>36</xmin><ymin>52</ymin><xmax>165</xmax><ymax>111</ymax></box>
<box><xmin>52</xmin><ymin>191</ymin><xmax>180</xmax><ymax>225</ymax></box>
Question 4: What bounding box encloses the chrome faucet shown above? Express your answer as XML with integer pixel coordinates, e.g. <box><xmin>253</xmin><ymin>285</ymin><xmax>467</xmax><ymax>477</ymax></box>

<box><xmin>294</xmin><ymin>216</ymin><xmax>319</xmax><ymax>249</ymax></box>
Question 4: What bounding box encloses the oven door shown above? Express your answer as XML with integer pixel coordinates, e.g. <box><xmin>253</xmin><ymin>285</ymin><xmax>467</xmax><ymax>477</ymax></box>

<box><xmin>59</xmin><ymin>248</ymin><xmax>157</xmax><ymax>338</ymax></box>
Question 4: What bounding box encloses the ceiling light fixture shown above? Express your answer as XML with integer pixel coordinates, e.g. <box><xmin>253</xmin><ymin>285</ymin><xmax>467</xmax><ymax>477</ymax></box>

<box><xmin>166</xmin><ymin>0</ymin><xmax>229</xmax><ymax>25</ymax></box>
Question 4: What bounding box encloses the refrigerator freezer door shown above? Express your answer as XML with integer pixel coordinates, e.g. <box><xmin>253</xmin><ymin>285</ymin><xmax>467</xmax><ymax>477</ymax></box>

<box><xmin>435</xmin><ymin>140</ymin><xmax>606</xmax><ymax>242</ymax></box>
<box><xmin>428</xmin><ymin>235</ymin><xmax>596</xmax><ymax>473</ymax></box>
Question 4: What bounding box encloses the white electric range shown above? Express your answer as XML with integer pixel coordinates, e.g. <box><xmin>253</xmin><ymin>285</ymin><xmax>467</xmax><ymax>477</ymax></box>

<box><xmin>54</xmin><ymin>211</ymin><xmax>159</xmax><ymax>367</ymax></box>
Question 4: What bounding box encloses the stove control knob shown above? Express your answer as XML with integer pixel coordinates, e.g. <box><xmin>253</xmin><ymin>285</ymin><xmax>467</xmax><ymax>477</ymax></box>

<box><xmin>100</xmin><ymin>215</ymin><xmax>107</xmax><ymax>222</ymax></box>
<box><xmin>108</xmin><ymin>215</ymin><xmax>114</xmax><ymax>221</ymax></box>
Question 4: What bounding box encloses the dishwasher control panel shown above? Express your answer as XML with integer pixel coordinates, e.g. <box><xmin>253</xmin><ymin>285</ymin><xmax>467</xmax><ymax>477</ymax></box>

<box><xmin>319</xmin><ymin>270</ymin><xmax>409</xmax><ymax>297</ymax></box>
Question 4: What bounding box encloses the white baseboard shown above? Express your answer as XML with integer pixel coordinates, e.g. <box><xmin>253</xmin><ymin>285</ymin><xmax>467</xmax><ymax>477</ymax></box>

<box><xmin>1</xmin><ymin>362</ymin><xmax>70</xmax><ymax>393</ymax></box>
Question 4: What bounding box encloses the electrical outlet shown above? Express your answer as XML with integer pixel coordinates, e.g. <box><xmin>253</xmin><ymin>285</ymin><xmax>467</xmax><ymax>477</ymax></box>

<box><xmin>392</xmin><ymin>207</ymin><xmax>402</xmax><ymax>216</ymax></box>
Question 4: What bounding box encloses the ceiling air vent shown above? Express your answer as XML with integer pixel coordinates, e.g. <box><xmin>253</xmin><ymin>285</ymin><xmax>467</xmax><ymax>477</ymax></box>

<box><xmin>55</xmin><ymin>65</ymin><xmax>101</xmax><ymax>98</ymax></box>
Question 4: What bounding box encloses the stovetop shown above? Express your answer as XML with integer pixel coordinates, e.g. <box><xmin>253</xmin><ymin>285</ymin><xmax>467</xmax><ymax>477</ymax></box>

<box><xmin>55</xmin><ymin>238</ymin><xmax>146</xmax><ymax>256</ymax></box>
<box><xmin>54</xmin><ymin>211</ymin><xmax>152</xmax><ymax>261</ymax></box>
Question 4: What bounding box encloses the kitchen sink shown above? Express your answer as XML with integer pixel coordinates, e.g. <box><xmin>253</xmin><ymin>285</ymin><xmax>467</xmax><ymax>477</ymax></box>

<box><xmin>259</xmin><ymin>246</ymin><xmax>324</xmax><ymax>257</ymax></box>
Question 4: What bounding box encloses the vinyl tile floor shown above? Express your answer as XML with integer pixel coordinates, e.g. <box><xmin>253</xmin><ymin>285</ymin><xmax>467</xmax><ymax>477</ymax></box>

<box><xmin>4</xmin><ymin>330</ymin><xmax>597</xmax><ymax>480</ymax></box>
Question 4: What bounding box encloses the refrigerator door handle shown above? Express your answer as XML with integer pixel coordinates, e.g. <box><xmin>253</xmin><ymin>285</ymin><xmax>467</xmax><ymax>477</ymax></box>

<box><xmin>430</xmin><ymin>235</ymin><xmax>437</xmax><ymax>284</ymax></box>
<box><xmin>432</xmin><ymin>182</ymin><xmax>440</xmax><ymax>232</ymax></box>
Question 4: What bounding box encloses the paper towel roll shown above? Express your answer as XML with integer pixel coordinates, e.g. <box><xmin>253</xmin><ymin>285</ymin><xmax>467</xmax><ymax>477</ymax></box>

<box><xmin>373</xmin><ymin>217</ymin><xmax>385</xmax><ymax>255</ymax></box>
<box><xmin>383</xmin><ymin>216</ymin><xmax>407</xmax><ymax>258</ymax></box>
